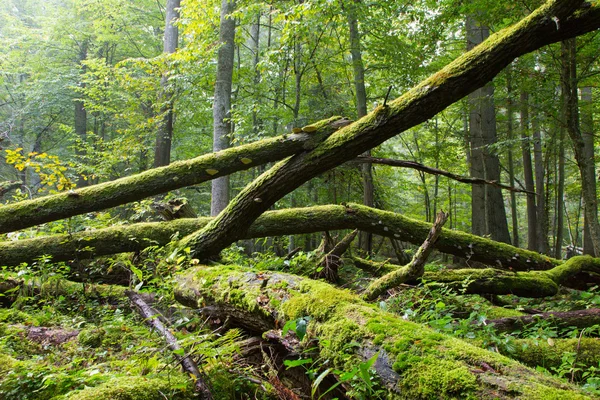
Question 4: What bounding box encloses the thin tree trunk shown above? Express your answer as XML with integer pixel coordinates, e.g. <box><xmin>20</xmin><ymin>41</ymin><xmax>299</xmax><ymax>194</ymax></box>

<box><xmin>520</xmin><ymin>91</ymin><xmax>538</xmax><ymax>250</ymax></box>
<box><xmin>347</xmin><ymin>2</ymin><xmax>374</xmax><ymax>254</ymax></box>
<box><xmin>580</xmin><ymin>86</ymin><xmax>596</xmax><ymax>256</ymax></box>
<box><xmin>75</xmin><ymin>39</ymin><xmax>89</xmax><ymax>187</ymax></box>
<box><xmin>154</xmin><ymin>0</ymin><xmax>181</xmax><ymax>167</ymax></box>
<box><xmin>211</xmin><ymin>0</ymin><xmax>236</xmax><ymax>216</ymax></box>
<box><xmin>532</xmin><ymin>104</ymin><xmax>549</xmax><ymax>254</ymax></box>
<box><xmin>506</xmin><ymin>71</ymin><xmax>520</xmax><ymax>247</ymax></box>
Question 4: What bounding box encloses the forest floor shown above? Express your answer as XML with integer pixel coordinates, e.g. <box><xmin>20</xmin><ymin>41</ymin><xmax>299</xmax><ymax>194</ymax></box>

<box><xmin>1</xmin><ymin>248</ymin><xmax>600</xmax><ymax>399</ymax></box>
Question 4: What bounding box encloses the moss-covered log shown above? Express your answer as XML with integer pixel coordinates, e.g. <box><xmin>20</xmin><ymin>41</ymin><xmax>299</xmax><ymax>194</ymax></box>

<box><xmin>422</xmin><ymin>256</ymin><xmax>600</xmax><ymax>298</ymax></box>
<box><xmin>0</xmin><ymin>204</ymin><xmax>560</xmax><ymax>270</ymax></box>
<box><xmin>174</xmin><ymin>265</ymin><xmax>593</xmax><ymax>399</ymax></box>
<box><xmin>487</xmin><ymin>308</ymin><xmax>600</xmax><ymax>333</ymax></box>
<box><xmin>0</xmin><ymin>118</ymin><xmax>348</xmax><ymax>235</ymax></box>
<box><xmin>180</xmin><ymin>0</ymin><xmax>600</xmax><ymax>261</ymax></box>
<box><xmin>0</xmin><ymin>274</ymin><xmax>131</xmax><ymax>305</ymax></box>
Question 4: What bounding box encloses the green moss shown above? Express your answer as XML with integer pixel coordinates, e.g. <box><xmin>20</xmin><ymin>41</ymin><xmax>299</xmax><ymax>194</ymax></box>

<box><xmin>65</xmin><ymin>376</ymin><xmax>190</xmax><ymax>400</ymax></box>
<box><xmin>402</xmin><ymin>358</ymin><xmax>478</xmax><ymax>399</ymax></box>
<box><xmin>0</xmin><ymin>353</ymin><xmax>19</xmax><ymax>375</ymax></box>
<box><xmin>0</xmin><ymin>308</ymin><xmax>30</xmax><ymax>323</ymax></box>
<box><xmin>78</xmin><ymin>327</ymin><xmax>105</xmax><ymax>348</ymax></box>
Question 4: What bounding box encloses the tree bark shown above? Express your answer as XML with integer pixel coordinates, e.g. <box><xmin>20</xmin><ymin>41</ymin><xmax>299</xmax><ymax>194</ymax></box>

<box><xmin>520</xmin><ymin>91</ymin><xmax>538</xmax><ymax>251</ymax></box>
<box><xmin>580</xmin><ymin>86</ymin><xmax>597</xmax><ymax>256</ymax></box>
<box><xmin>506</xmin><ymin>71</ymin><xmax>520</xmax><ymax>247</ymax></box>
<box><xmin>174</xmin><ymin>266</ymin><xmax>594</xmax><ymax>399</ymax></box>
<box><xmin>181</xmin><ymin>0</ymin><xmax>600</xmax><ymax>260</ymax></box>
<box><xmin>154</xmin><ymin>0</ymin><xmax>181</xmax><ymax>167</ymax></box>
<box><xmin>0</xmin><ymin>204</ymin><xmax>559</xmax><ymax>271</ymax></box>
<box><xmin>532</xmin><ymin>105</ymin><xmax>549</xmax><ymax>254</ymax></box>
<box><xmin>466</xmin><ymin>14</ymin><xmax>510</xmax><ymax>244</ymax></box>
<box><xmin>211</xmin><ymin>0</ymin><xmax>236</xmax><ymax>216</ymax></box>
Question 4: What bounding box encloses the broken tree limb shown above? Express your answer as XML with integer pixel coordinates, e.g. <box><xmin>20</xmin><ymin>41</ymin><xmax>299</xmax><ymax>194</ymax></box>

<box><xmin>362</xmin><ymin>211</ymin><xmax>448</xmax><ymax>300</ymax></box>
<box><xmin>315</xmin><ymin>229</ymin><xmax>358</xmax><ymax>282</ymax></box>
<box><xmin>180</xmin><ymin>0</ymin><xmax>600</xmax><ymax>260</ymax></box>
<box><xmin>0</xmin><ymin>117</ymin><xmax>348</xmax><ymax>234</ymax></box>
<box><xmin>0</xmin><ymin>204</ymin><xmax>559</xmax><ymax>271</ymax></box>
<box><xmin>487</xmin><ymin>308</ymin><xmax>600</xmax><ymax>333</ymax></box>
<box><xmin>353</xmin><ymin>157</ymin><xmax>532</xmax><ymax>194</ymax></box>
<box><xmin>174</xmin><ymin>265</ymin><xmax>593</xmax><ymax>399</ymax></box>
<box><xmin>126</xmin><ymin>290</ymin><xmax>213</xmax><ymax>399</ymax></box>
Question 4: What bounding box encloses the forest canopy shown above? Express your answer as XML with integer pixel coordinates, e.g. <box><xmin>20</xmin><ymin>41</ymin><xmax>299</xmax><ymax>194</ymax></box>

<box><xmin>1</xmin><ymin>0</ymin><xmax>600</xmax><ymax>399</ymax></box>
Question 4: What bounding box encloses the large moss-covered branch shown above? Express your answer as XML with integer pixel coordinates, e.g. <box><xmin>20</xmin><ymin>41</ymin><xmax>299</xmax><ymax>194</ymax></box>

<box><xmin>362</xmin><ymin>211</ymin><xmax>448</xmax><ymax>300</ymax></box>
<box><xmin>174</xmin><ymin>266</ymin><xmax>592</xmax><ymax>399</ymax></box>
<box><xmin>0</xmin><ymin>117</ymin><xmax>347</xmax><ymax>234</ymax></box>
<box><xmin>181</xmin><ymin>0</ymin><xmax>600</xmax><ymax>260</ymax></box>
<box><xmin>0</xmin><ymin>204</ymin><xmax>559</xmax><ymax>270</ymax></box>
<box><xmin>423</xmin><ymin>256</ymin><xmax>600</xmax><ymax>297</ymax></box>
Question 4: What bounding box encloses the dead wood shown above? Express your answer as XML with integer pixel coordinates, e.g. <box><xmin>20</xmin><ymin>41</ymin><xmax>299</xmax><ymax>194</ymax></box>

<box><xmin>126</xmin><ymin>290</ymin><xmax>213</xmax><ymax>399</ymax></box>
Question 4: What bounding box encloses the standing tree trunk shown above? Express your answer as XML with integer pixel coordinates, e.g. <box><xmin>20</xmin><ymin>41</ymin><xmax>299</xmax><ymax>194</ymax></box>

<box><xmin>75</xmin><ymin>39</ymin><xmax>89</xmax><ymax>187</ymax></box>
<box><xmin>562</xmin><ymin>38</ymin><xmax>600</xmax><ymax>256</ymax></box>
<box><xmin>506</xmin><ymin>71</ymin><xmax>520</xmax><ymax>247</ymax></box>
<box><xmin>346</xmin><ymin>0</ymin><xmax>374</xmax><ymax>254</ymax></box>
<box><xmin>520</xmin><ymin>91</ymin><xmax>538</xmax><ymax>250</ymax></box>
<box><xmin>580</xmin><ymin>86</ymin><xmax>597</xmax><ymax>256</ymax></box>
<box><xmin>532</xmin><ymin>104</ymin><xmax>549</xmax><ymax>254</ymax></box>
<box><xmin>211</xmin><ymin>0</ymin><xmax>236</xmax><ymax>216</ymax></box>
<box><xmin>154</xmin><ymin>0</ymin><xmax>181</xmax><ymax>168</ymax></box>
<box><xmin>466</xmin><ymin>14</ymin><xmax>511</xmax><ymax>243</ymax></box>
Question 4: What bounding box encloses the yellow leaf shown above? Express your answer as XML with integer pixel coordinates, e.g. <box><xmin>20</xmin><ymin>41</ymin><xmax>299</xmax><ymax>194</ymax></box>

<box><xmin>206</xmin><ymin>169</ymin><xmax>219</xmax><ymax>175</ymax></box>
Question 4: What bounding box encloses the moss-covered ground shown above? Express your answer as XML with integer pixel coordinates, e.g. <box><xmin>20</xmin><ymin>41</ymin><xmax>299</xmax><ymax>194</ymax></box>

<box><xmin>0</xmin><ymin>271</ymin><xmax>275</xmax><ymax>400</ymax></box>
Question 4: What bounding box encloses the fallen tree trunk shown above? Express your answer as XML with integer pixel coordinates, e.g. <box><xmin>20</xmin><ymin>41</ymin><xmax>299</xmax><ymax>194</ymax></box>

<box><xmin>174</xmin><ymin>265</ymin><xmax>593</xmax><ymax>399</ymax></box>
<box><xmin>126</xmin><ymin>290</ymin><xmax>213</xmax><ymax>398</ymax></box>
<box><xmin>0</xmin><ymin>117</ymin><xmax>348</xmax><ymax>234</ymax></box>
<box><xmin>0</xmin><ymin>204</ymin><xmax>558</xmax><ymax>270</ymax></box>
<box><xmin>179</xmin><ymin>0</ymin><xmax>600</xmax><ymax>260</ymax></box>
<box><xmin>487</xmin><ymin>308</ymin><xmax>600</xmax><ymax>333</ymax></box>
<box><xmin>355</xmin><ymin>255</ymin><xmax>600</xmax><ymax>298</ymax></box>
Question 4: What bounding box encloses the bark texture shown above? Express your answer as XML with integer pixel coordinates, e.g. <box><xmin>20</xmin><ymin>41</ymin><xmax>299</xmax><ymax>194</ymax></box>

<box><xmin>174</xmin><ymin>266</ymin><xmax>593</xmax><ymax>399</ymax></box>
